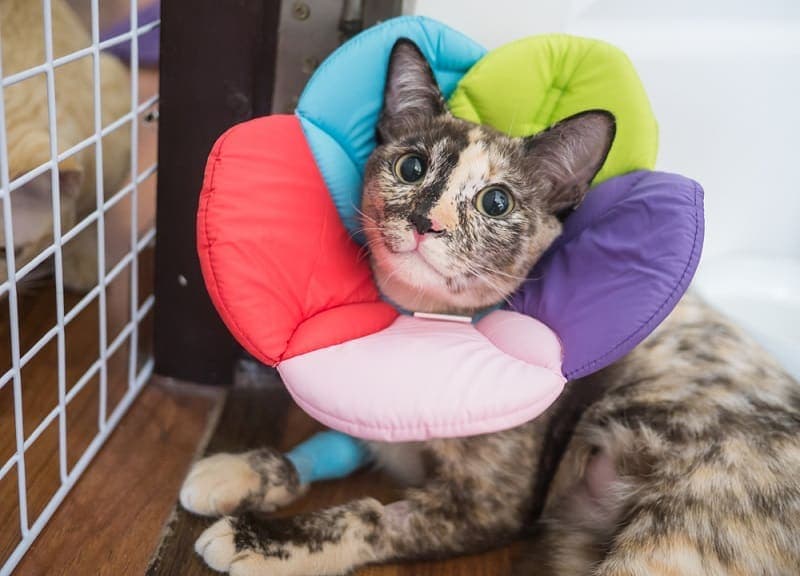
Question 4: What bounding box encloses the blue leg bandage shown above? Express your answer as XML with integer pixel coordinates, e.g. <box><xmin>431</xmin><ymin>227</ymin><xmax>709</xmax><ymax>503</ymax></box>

<box><xmin>285</xmin><ymin>430</ymin><xmax>370</xmax><ymax>485</ymax></box>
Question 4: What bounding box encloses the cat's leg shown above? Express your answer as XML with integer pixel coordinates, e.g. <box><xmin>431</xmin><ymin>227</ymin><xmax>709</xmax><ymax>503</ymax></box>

<box><xmin>511</xmin><ymin>445</ymin><xmax>630</xmax><ymax>575</ymax></box>
<box><xmin>195</xmin><ymin>425</ymin><xmax>541</xmax><ymax>575</ymax></box>
<box><xmin>590</xmin><ymin>529</ymin><xmax>727</xmax><ymax>576</ymax></box>
<box><xmin>180</xmin><ymin>431</ymin><xmax>369</xmax><ymax>517</ymax></box>
<box><xmin>196</xmin><ymin>498</ymin><xmax>384</xmax><ymax>575</ymax></box>
<box><xmin>532</xmin><ymin>470</ymin><xmax>731</xmax><ymax>576</ymax></box>
<box><xmin>523</xmin><ymin>445</ymin><xmax>800</xmax><ymax>576</ymax></box>
<box><xmin>515</xmin><ymin>381</ymin><xmax>800</xmax><ymax>574</ymax></box>
<box><xmin>196</xmin><ymin>483</ymin><xmax>528</xmax><ymax>576</ymax></box>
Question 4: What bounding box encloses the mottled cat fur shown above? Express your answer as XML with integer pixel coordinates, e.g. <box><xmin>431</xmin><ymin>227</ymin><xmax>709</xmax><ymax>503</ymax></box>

<box><xmin>181</xmin><ymin>40</ymin><xmax>800</xmax><ymax>575</ymax></box>
<box><xmin>0</xmin><ymin>0</ymin><xmax>131</xmax><ymax>290</ymax></box>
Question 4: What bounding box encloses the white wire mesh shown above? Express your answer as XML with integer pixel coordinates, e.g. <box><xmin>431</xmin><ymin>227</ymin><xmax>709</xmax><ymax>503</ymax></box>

<box><xmin>0</xmin><ymin>1</ymin><xmax>158</xmax><ymax>573</ymax></box>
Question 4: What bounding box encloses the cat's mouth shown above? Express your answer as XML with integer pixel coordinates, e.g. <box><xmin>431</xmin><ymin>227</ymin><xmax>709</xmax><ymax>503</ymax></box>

<box><xmin>381</xmin><ymin>241</ymin><xmax>443</xmax><ymax>279</ymax></box>
<box><xmin>396</xmin><ymin>249</ymin><xmax>449</xmax><ymax>281</ymax></box>
<box><xmin>363</xmin><ymin>230</ymin><xmax>443</xmax><ymax>292</ymax></box>
<box><xmin>361</xmin><ymin>217</ymin><xmax>506</xmax><ymax>311</ymax></box>
<box><xmin>377</xmin><ymin>234</ymin><xmax>486</xmax><ymax>297</ymax></box>
<box><xmin>367</xmin><ymin>231</ymin><xmax>516</xmax><ymax>313</ymax></box>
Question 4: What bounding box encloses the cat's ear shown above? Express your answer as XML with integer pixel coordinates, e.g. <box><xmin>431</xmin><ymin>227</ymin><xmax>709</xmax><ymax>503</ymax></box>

<box><xmin>377</xmin><ymin>39</ymin><xmax>446</xmax><ymax>142</ymax></box>
<box><xmin>525</xmin><ymin>110</ymin><xmax>616</xmax><ymax>214</ymax></box>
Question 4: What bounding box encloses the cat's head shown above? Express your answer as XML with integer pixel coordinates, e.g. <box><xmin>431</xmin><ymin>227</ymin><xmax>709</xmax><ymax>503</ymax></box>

<box><xmin>361</xmin><ymin>39</ymin><xmax>616</xmax><ymax>315</ymax></box>
<box><xmin>0</xmin><ymin>133</ymin><xmax>82</xmax><ymax>286</ymax></box>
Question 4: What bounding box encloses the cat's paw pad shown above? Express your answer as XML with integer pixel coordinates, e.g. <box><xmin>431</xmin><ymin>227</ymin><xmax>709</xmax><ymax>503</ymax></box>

<box><xmin>180</xmin><ymin>453</ymin><xmax>261</xmax><ymax>516</ymax></box>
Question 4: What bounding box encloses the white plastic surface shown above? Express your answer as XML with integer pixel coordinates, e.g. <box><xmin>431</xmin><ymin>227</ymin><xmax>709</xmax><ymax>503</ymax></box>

<box><xmin>694</xmin><ymin>256</ymin><xmax>800</xmax><ymax>380</ymax></box>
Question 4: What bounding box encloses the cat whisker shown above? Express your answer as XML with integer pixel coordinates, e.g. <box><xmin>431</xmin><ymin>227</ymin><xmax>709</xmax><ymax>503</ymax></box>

<box><xmin>357</xmin><ymin>237</ymin><xmax>387</xmax><ymax>254</ymax></box>
<box><xmin>350</xmin><ymin>204</ymin><xmax>379</xmax><ymax>227</ymax></box>
<box><xmin>462</xmin><ymin>263</ymin><xmax>513</xmax><ymax>307</ymax></box>
<box><xmin>466</xmin><ymin>261</ymin><xmax>530</xmax><ymax>282</ymax></box>
<box><xmin>378</xmin><ymin>269</ymin><xmax>403</xmax><ymax>294</ymax></box>
<box><xmin>352</xmin><ymin>226</ymin><xmax>387</xmax><ymax>263</ymax></box>
<box><xmin>352</xmin><ymin>219</ymin><xmax>382</xmax><ymax>232</ymax></box>
<box><xmin>352</xmin><ymin>227</ymin><xmax>384</xmax><ymax>239</ymax></box>
<box><xmin>409</xmin><ymin>280</ymin><xmax>428</xmax><ymax>311</ymax></box>
<box><xmin>357</xmin><ymin>240</ymin><xmax>386</xmax><ymax>262</ymax></box>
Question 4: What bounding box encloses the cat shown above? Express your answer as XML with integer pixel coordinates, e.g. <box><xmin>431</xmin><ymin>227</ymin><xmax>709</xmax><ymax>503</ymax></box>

<box><xmin>0</xmin><ymin>0</ymin><xmax>131</xmax><ymax>291</ymax></box>
<box><xmin>180</xmin><ymin>39</ymin><xmax>800</xmax><ymax>575</ymax></box>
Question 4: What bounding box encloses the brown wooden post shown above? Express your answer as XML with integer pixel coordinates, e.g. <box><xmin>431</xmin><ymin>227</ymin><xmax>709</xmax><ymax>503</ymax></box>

<box><xmin>154</xmin><ymin>0</ymin><xmax>281</xmax><ymax>385</ymax></box>
<box><xmin>154</xmin><ymin>0</ymin><xmax>401</xmax><ymax>385</ymax></box>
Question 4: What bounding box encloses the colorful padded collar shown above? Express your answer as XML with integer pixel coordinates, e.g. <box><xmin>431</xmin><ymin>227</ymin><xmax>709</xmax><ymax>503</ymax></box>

<box><xmin>197</xmin><ymin>17</ymin><xmax>703</xmax><ymax>441</ymax></box>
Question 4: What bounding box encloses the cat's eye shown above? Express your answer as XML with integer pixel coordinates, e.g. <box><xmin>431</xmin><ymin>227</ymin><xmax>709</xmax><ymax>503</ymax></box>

<box><xmin>394</xmin><ymin>154</ymin><xmax>426</xmax><ymax>183</ymax></box>
<box><xmin>475</xmin><ymin>187</ymin><xmax>515</xmax><ymax>218</ymax></box>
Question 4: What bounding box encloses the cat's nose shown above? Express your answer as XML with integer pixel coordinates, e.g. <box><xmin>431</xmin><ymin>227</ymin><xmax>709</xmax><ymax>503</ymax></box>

<box><xmin>409</xmin><ymin>213</ymin><xmax>431</xmax><ymax>234</ymax></box>
<box><xmin>409</xmin><ymin>213</ymin><xmax>443</xmax><ymax>235</ymax></box>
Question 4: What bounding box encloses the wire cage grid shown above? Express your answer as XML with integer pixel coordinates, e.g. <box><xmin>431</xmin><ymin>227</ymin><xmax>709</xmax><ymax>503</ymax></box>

<box><xmin>0</xmin><ymin>1</ymin><xmax>158</xmax><ymax>573</ymax></box>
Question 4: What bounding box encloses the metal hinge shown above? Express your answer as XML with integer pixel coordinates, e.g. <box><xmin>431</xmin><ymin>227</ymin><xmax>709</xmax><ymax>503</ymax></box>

<box><xmin>271</xmin><ymin>0</ymin><xmax>403</xmax><ymax>114</ymax></box>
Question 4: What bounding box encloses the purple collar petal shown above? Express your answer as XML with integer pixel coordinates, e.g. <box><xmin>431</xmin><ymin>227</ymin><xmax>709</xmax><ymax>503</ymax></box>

<box><xmin>508</xmin><ymin>170</ymin><xmax>704</xmax><ymax>379</ymax></box>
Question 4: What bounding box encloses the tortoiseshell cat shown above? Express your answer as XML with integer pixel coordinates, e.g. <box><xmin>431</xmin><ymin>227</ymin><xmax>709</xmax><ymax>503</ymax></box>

<box><xmin>181</xmin><ymin>40</ymin><xmax>800</xmax><ymax>575</ymax></box>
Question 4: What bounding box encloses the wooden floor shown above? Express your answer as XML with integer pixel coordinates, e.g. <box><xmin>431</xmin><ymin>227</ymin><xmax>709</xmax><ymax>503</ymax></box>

<box><xmin>0</xmin><ymin>238</ymin><xmax>159</xmax><ymax>561</ymax></box>
<box><xmin>12</xmin><ymin>378</ymin><xmax>222</xmax><ymax>576</ymax></box>
<box><xmin>0</xmin><ymin>265</ymin><xmax>155</xmax><ymax>570</ymax></box>
<box><xmin>147</xmin><ymin>369</ymin><xmax>519</xmax><ymax>576</ymax></box>
<box><xmin>4</xmin><ymin>364</ymin><xmax>519</xmax><ymax>575</ymax></box>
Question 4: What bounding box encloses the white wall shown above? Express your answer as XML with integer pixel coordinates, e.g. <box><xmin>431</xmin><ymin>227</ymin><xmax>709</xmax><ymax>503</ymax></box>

<box><xmin>408</xmin><ymin>0</ymin><xmax>800</xmax><ymax>262</ymax></box>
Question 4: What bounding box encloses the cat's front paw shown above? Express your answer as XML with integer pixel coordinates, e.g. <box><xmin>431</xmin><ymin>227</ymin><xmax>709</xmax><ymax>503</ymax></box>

<box><xmin>197</xmin><ymin>517</ymin><xmax>300</xmax><ymax>576</ymax></box>
<box><xmin>195</xmin><ymin>517</ymin><xmax>332</xmax><ymax>576</ymax></box>
<box><xmin>195</xmin><ymin>502</ymin><xmax>383</xmax><ymax>576</ymax></box>
<box><xmin>180</xmin><ymin>449</ymin><xmax>304</xmax><ymax>517</ymax></box>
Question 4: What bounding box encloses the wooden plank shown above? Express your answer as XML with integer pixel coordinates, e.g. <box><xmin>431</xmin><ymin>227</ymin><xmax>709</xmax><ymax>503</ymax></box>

<box><xmin>13</xmin><ymin>379</ymin><xmax>223</xmax><ymax>576</ymax></box>
<box><xmin>147</xmin><ymin>373</ymin><xmax>518</xmax><ymax>576</ymax></box>
<box><xmin>153</xmin><ymin>0</ymin><xmax>281</xmax><ymax>385</ymax></box>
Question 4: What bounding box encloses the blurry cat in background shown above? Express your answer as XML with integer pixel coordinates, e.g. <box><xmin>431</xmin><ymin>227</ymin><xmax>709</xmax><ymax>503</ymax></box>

<box><xmin>0</xmin><ymin>0</ymin><xmax>131</xmax><ymax>291</ymax></box>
